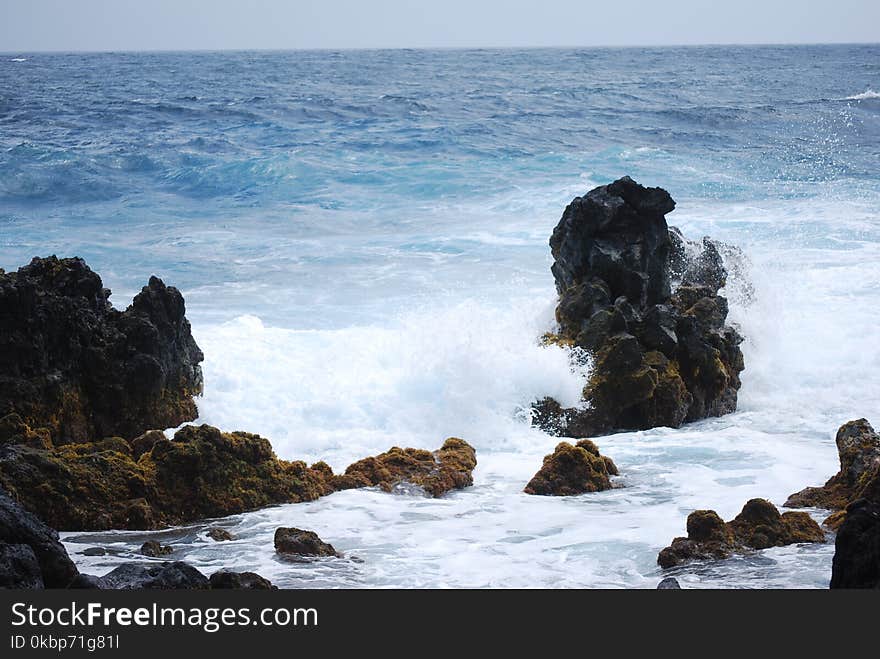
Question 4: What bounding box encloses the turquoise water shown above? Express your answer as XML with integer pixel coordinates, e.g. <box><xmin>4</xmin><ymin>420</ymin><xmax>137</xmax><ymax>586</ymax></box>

<box><xmin>2</xmin><ymin>46</ymin><xmax>879</xmax><ymax>587</ymax></box>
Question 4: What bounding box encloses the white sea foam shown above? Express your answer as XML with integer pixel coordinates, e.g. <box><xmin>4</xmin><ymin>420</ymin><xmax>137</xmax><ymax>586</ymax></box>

<box><xmin>66</xmin><ymin>190</ymin><xmax>880</xmax><ymax>589</ymax></box>
<box><xmin>844</xmin><ymin>89</ymin><xmax>880</xmax><ymax>100</ymax></box>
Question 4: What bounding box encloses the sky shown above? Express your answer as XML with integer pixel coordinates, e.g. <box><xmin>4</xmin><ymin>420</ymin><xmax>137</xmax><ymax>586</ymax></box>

<box><xmin>1</xmin><ymin>0</ymin><xmax>878</xmax><ymax>52</ymax></box>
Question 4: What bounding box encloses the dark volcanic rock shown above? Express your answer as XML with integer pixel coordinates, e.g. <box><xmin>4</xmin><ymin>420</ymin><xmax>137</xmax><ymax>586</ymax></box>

<box><xmin>524</xmin><ymin>439</ymin><xmax>618</xmax><ymax>496</ymax></box>
<box><xmin>209</xmin><ymin>570</ymin><xmax>275</xmax><ymax>590</ymax></box>
<box><xmin>274</xmin><ymin>528</ymin><xmax>339</xmax><ymax>558</ymax></box>
<box><xmin>785</xmin><ymin>419</ymin><xmax>880</xmax><ymax>529</ymax></box>
<box><xmin>0</xmin><ymin>256</ymin><xmax>204</xmax><ymax>444</ymax></box>
<box><xmin>0</xmin><ymin>487</ymin><xmax>78</xmax><ymax>587</ymax></box>
<box><xmin>536</xmin><ymin>178</ymin><xmax>744</xmax><ymax>436</ymax></box>
<box><xmin>657</xmin><ymin>577</ymin><xmax>681</xmax><ymax>589</ymax></box>
<box><xmin>658</xmin><ymin>499</ymin><xmax>825</xmax><ymax>568</ymax></box>
<box><xmin>332</xmin><ymin>437</ymin><xmax>477</xmax><ymax>497</ymax></box>
<box><xmin>98</xmin><ymin>562</ymin><xmax>210</xmax><ymax>590</ymax></box>
<box><xmin>0</xmin><ymin>542</ymin><xmax>44</xmax><ymax>588</ymax></box>
<box><xmin>830</xmin><ymin>497</ymin><xmax>880</xmax><ymax>589</ymax></box>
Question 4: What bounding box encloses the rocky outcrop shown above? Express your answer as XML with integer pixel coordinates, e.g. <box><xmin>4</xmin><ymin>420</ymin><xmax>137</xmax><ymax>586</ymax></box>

<box><xmin>274</xmin><ymin>528</ymin><xmax>339</xmax><ymax>558</ymax></box>
<box><xmin>0</xmin><ymin>487</ymin><xmax>79</xmax><ymax>587</ymax></box>
<box><xmin>0</xmin><ymin>424</ymin><xmax>331</xmax><ymax>531</ymax></box>
<box><xmin>331</xmin><ymin>437</ymin><xmax>477</xmax><ymax>497</ymax></box>
<box><xmin>830</xmin><ymin>499</ymin><xmax>880</xmax><ymax>589</ymax></box>
<box><xmin>0</xmin><ymin>426</ymin><xmax>477</xmax><ymax>531</ymax></box>
<box><xmin>535</xmin><ymin>177</ymin><xmax>744</xmax><ymax>436</ymax></box>
<box><xmin>658</xmin><ymin>499</ymin><xmax>825</xmax><ymax>568</ymax></box>
<box><xmin>785</xmin><ymin>419</ymin><xmax>880</xmax><ymax>529</ymax></box>
<box><xmin>0</xmin><ymin>256</ymin><xmax>204</xmax><ymax>445</ymax></box>
<box><xmin>829</xmin><ymin>451</ymin><xmax>880</xmax><ymax>589</ymax></box>
<box><xmin>523</xmin><ymin>439</ymin><xmax>618</xmax><ymax>495</ymax></box>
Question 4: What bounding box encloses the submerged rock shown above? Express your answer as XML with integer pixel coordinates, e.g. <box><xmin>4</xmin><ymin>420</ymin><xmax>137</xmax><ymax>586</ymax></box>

<box><xmin>535</xmin><ymin>178</ymin><xmax>744</xmax><ymax>436</ymax></box>
<box><xmin>332</xmin><ymin>437</ymin><xmax>477</xmax><ymax>497</ymax></box>
<box><xmin>0</xmin><ymin>487</ymin><xmax>79</xmax><ymax>587</ymax></box>
<box><xmin>274</xmin><ymin>527</ymin><xmax>339</xmax><ymax>558</ymax></box>
<box><xmin>0</xmin><ymin>424</ymin><xmax>332</xmax><ymax>531</ymax></box>
<box><xmin>658</xmin><ymin>499</ymin><xmax>825</xmax><ymax>568</ymax></box>
<box><xmin>524</xmin><ymin>439</ymin><xmax>618</xmax><ymax>496</ymax></box>
<box><xmin>0</xmin><ymin>256</ymin><xmax>204</xmax><ymax>445</ymax></box>
<box><xmin>207</xmin><ymin>527</ymin><xmax>234</xmax><ymax>542</ymax></box>
<box><xmin>140</xmin><ymin>540</ymin><xmax>172</xmax><ymax>557</ymax></box>
<box><xmin>785</xmin><ymin>419</ymin><xmax>880</xmax><ymax>529</ymax></box>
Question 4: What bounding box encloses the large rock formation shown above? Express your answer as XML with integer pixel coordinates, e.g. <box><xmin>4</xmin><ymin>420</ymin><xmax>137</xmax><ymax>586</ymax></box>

<box><xmin>658</xmin><ymin>499</ymin><xmax>825</xmax><ymax>568</ymax></box>
<box><xmin>535</xmin><ymin>177</ymin><xmax>744</xmax><ymax>436</ymax></box>
<box><xmin>524</xmin><ymin>439</ymin><xmax>618</xmax><ymax>496</ymax></box>
<box><xmin>829</xmin><ymin>447</ymin><xmax>880</xmax><ymax>588</ymax></box>
<box><xmin>785</xmin><ymin>419</ymin><xmax>880</xmax><ymax>529</ymax></box>
<box><xmin>0</xmin><ymin>424</ymin><xmax>477</xmax><ymax>531</ymax></box>
<box><xmin>331</xmin><ymin>437</ymin><xmax>477</xmax><ymax>497</ymax></box>
<box><xmin>0</xmin><ymin>256</ymin><xmax>204</xmax><ymax>444</ymax></box>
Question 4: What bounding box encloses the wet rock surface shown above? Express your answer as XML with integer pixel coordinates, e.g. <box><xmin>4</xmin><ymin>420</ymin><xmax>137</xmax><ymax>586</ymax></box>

<box><xmin>535</xmin><ymin>177</ymin><xmax>744</xmax><ymax>436</ymax></box>
<box><xmin>658</xmin><ymin>499</ymin><xmax>825</xmax><ymax>568</ymax></box>
<box><xmin>274</xmin><ymin>527</ymin><xmax>339</xmax><ymax>558</ymax></box>
<box><xmin>524</xmin><ymin>439</ymin><xmax>618</xmax><ymax>496</ymax></box>
<box><xmin>0</xmin><ymin>256</ymin><xmax>204</xmax><ymax>444</ymax></box>
<box><xmin>331</xmin><ymin>437</ymin><xmax>477</xmax><ymax>497</ymax></box>
<box><xmin>785</xmin><ymin>419</ymin><xmax>880</xmax><ymax>529</ymax></box>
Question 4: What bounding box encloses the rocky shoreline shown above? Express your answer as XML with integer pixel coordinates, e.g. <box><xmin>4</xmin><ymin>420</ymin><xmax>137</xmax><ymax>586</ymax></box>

<box><xmin>2</xmin><ymin>179</ymin><xmax>877</xmax><ymax>589</ymax></box>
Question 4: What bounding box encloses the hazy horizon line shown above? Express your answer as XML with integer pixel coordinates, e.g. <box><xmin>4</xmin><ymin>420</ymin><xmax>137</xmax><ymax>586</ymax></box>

<box><xmin>2</xmin><ymin>39</ymin><xmax>878</xmax><ymax>56</ymax></box>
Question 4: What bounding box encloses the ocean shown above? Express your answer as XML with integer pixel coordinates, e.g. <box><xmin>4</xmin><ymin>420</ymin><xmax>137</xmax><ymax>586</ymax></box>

<box><xmin>1</xmin><ymin>45</ymin><xmax>879</xmax><ymax>587</ymax></box>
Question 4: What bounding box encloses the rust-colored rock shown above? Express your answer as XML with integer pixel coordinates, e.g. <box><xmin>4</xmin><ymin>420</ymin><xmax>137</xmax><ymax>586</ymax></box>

<box><xmin>785</xmin><ymin>419</ymin><xmax>880</xmax><ymax>529</ymax></box>
<box><xmin>658</xmin><ymin>498</ymin><xmax>825</xmax><ymax>568</ymax></box>
<box><xmin>332</xmin><ymin>437</ymin><xmax>477</xmax><ymax>497</ymax></box>
<box><xmin>523</xmin><ymin>439</ymin><xmax>618</xmax><ymax>496</ymax></box>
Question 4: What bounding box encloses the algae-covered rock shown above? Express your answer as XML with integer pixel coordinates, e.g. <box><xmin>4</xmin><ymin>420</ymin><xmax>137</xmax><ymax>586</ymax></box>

<box><xmin>0</xmin><ymin>256</ymin><xmax>203</xmax><ymax>444</ymax></box>
<box><xmin>0</xmin><ymin>424</ymin><xmax>332</xmax><ymax>531</ymax></box>
<box><xmin>785</xmin><ymin>419</ymin><xmax>880</xmax><ymax>529</ymax></box>
<box><xmin>523</xmin><ymin>439</ymin><xmax>618</xmax><ymax>496</ymax></box>
<box><xmin>658</xmin><ymin>499</ymin><xmax>824</xmax><ymax>568</ymax></box>
<box><xmin>535</xmin><ymin>178</ymin><xmax>744</xmax><ymax>436</ymax></box>
<box><xmin>332</xmin><ymin>437</ymin><xmax>477</xmax><ymax>497</ymax></box>
<box><xmin>274</xmin><ymin>527</ymin><xmax>339</xmax><ymax>558</ymax></box>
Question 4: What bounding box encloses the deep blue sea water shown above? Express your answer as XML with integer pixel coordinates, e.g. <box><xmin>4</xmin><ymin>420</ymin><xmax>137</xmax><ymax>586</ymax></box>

<box><xmin>2</xmin><ymin>46</ymin><xmax>879</xmax><ymax>588</ymax></box>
